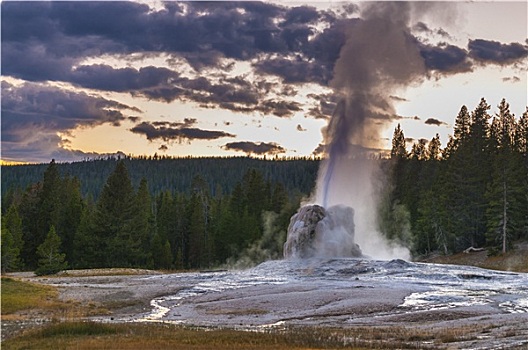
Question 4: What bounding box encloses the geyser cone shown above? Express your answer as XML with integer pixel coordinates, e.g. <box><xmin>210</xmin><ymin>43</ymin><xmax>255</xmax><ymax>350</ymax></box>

<box><xmin>284</xmin><ymin>204</ymin><xmax>362</xmax><ymax>259</ymax></box>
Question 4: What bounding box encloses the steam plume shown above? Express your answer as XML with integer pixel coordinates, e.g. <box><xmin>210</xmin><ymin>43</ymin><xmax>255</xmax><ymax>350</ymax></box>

<box><xmin>314</xmin><ymin>2</ymin><xmax>436</xmax><ymax>259</ymax></box>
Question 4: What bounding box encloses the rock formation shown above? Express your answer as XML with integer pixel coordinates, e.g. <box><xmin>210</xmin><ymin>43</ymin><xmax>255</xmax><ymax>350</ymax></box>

<box><xmin>283</xmin><ymin>204</ymin><xmax>362</xmax><ymax>259</ymax></box>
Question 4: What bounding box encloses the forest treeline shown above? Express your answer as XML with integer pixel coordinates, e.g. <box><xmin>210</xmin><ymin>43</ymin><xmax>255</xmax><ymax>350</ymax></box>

<box><xmin>1</xmin><ymin>156</ymin><xmax>319</xmax><ymax>200</ymax></box>
<box><xmin>1</xmin><ymin>97</ymin><xmax>527</xmax><ymax>274</ymax></box>
<box><xmin>383</xmin><ymin>98</ymin><xmax>528</xmax><ymax>257</ymax></box>
<box><xmin>1</xmin><ymin>158</ymin><xmax>310</xmax><ymax>274</ymax></box>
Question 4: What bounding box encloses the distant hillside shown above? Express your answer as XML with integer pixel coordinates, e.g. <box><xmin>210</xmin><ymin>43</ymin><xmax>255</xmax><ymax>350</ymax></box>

<box><xmin>1</xmin><ymin>157</ymin><xmax>320</xmax><ymax>200</ymax></box>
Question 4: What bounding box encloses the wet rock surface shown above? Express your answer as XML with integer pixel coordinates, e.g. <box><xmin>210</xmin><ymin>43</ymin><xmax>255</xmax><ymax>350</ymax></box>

<box><xmin>4</xmin><ymin>259</ymin><xmax>528</xmax><ymax>348</ymax></box>
<box><xmin>284</xmin><ymin>205</ymin><xmax>362</xmax><ymax>259</ymax></box>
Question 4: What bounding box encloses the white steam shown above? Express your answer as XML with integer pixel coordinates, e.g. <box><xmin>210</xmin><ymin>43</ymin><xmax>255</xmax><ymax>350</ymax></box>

<box><xmin>308</xmin><ymin>2</ymin><xmax>450</xmax><ymax>260</ymax></box>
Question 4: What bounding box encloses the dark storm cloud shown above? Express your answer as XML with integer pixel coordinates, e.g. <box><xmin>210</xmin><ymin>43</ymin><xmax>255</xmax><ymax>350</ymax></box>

<box><xmin>222</xmin><ymin>141</ymin><xmax>286</xmax><ymax>155</ymax></box>
<box><xmin>1</xmin><ymin>81</ymin><xmax>137</xmax><ymax>141</ymax></box>
<box><xmin>2</xmin><ymin>1</ymin><xmax>525</xmax><ymax>91</ymax></box>
<box><xmin>424</xmin><ymin>118</ymin><xmax>448</xmax><ymax>126</ymax></box>
<box><xmin>253</xmin><ymin>57</ymin><xmax>331</xmax><ymax>85</ymax></box>
<box><xmin>2</xmin><ymin>1</ymin><xmax>527</xmax><ymax>161</ymax></box>
<box><xmin>418</xmin><ymin>39</ymin><xmax>527</xmax><ymax>75</ymax></box>
<box><xmin>130</xmin><ymin>121</ymin><xmax>235</xmax><ymax>142</ymax></box>
<box><xmin>135</xmin><ymin>72</ymin><xmax>301</xmax><ymax>117</ymax></box>
<box><xmin>70</xmin><ymin>65</ymin><xmax>180</xmax><ymax>92</ymax></box>
<box><xmin>420</xmin><ymin>44</ymin><xmax>472</xmax><ymax>74</ymax></box>
<box><xmin>1</xmin><ymin>81</ymin><xmax>139</xmax><ymax>162</ymax></box>
<box><xmin>468</xmin><ymin>39</ymin><xmax>528</xmax><ymax>65</ymax></box>
<box><xmin>259</xmin><ymin>100</ymin><xmax>302</xmax><ymax>117</ymax></box>
<box><xmin>282</xmin><ymin>5</ymin><xmax>320</xmax><ymax>25</ymax></box>
<box><xmin>1</xmin><ymin>1</ymin><xmax>311</xmax><ymax>74</ymax></box>
<box><xmin>50</xmin><ymin>1</ymin><xmax>245</xmax><ymax>59</ymax></box>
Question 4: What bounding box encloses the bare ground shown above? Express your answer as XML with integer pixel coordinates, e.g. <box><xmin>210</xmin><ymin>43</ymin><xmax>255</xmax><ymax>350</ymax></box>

<box><xmin>3</xmin><ymin>266</ymin><xmax>528</xmax><ymax>349</ymax></box>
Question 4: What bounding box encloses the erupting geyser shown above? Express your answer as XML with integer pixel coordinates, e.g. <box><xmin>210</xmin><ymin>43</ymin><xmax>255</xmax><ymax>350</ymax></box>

<box><xmin>284</xmin><ymin>204</ymin><xmax>362</xmax><ymax>259</ymax></box>
<box><xmin>284</xmin><ymin>2</ymin><xmax>445</xmax><ymax>260</ymax></box>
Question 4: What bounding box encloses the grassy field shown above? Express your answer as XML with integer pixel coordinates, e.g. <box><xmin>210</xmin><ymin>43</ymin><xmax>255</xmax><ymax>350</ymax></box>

<box><xmin>1</xmin><ymin>276</ymin><xmax>108</xmax><ymax>326</ymax></box>
<box><xmin>1</xmin><ymin>277</ymin><xmax>61</xmax><ymax>316</ymax></box>
<box><xmin>1</xmin><ymin>320</ymin><xmax>488</xmax><ymax>350</ymax></box>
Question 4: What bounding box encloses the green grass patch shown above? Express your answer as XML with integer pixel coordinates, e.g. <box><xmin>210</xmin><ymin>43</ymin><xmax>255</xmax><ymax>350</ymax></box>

<box><xmin>1</xmin><ymin>277</ymin><xmax>58</xmax><ymax>315</ymax></box>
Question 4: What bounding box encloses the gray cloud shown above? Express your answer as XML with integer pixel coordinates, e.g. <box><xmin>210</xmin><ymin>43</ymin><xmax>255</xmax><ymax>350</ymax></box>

<box><xmin>1</xmin><ymin>81</ymin><xmax>139</xmax><ymax>162</ymax></box>
<box><xmin>420</xmin><ymin>43</ymin><xmax>472</xmax><ymax>74</ymax></box>
<box><xmin>70</xmin><ymin>65</ymin><xmax>180</xmax><ymax>92</ymax></box>
<box><xmin>424</xmin><ymin>117</ymin><xmax>448</xmax><ymax>126</ymax></box>
<box><xmin>222</xmin><ymin>141</ymin><xmax>286</xmax><ymax>155</ymax></box>
<box><xmin>1</xmin><ymin>81</ymin><xmax>137</xmax><ymax>140</ymax></box>
<box><xmin>390</xmin><ymin>95</ymin><xmax>409</xmax><ymax>102</ymax></box>
<box><xmin>502</xmin><ymin>76</ymin><xmax>521</xmax><ymax>83</ymax></box>
<box><xmin>130</xmin><ymin>121</ymin><xmax>235</xmax><ymax>142</ymax></box>
<box><xmin>1</xmin><ymin>1</ymin><xmax>525</xmax><ymax>163</ymax></box>
<box><xmin>469</xmin><ymin>39</ymin><xmax>528</xmax><ymax>65</ymax></box>
<box><xmin>253</xmin><ymin>57</ymin><xmax>331</xmax><ymax>85</ymax></box>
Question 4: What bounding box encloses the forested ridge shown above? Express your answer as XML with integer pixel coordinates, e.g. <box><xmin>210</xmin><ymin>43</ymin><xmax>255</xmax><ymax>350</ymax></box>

<box><xmin>2</xmin><ymin>156</ymin><xmax>319</xmax><ymax>200</ymax></box>
<box><xmin>1</xmin><ymin>97</ymin><xmax>527</xmax><ymax>274</ymax></box>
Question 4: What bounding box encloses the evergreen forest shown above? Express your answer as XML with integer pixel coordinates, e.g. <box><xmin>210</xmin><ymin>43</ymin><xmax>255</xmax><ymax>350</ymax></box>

<box><xmin>1</xmin><ymin>97</ymin><xmax>527</xmax><ymax>274</ymax></box>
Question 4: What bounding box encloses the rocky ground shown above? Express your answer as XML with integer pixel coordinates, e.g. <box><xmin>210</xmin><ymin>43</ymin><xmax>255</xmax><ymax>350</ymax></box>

<box><xmin>3</xmin><ymin>259</ymin><xmax>528</xmax><ymax>349</ymax></box>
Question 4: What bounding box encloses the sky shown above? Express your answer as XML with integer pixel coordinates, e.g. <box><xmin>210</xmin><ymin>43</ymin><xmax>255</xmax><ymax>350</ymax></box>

<box><xmin>1</xmin><ymin>0</ymin><xmax>527</xmax><ymax>164</ymax></box>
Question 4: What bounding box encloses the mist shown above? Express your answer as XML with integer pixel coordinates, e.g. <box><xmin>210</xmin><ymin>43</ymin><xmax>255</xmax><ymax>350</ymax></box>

<box><xmin>311</xmin><ymin>2</ymin><xmax>448</xmax><ymax>260</ymax></box>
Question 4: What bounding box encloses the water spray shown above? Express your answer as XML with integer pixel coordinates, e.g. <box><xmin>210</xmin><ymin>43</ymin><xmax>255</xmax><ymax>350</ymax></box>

<box><xmin>284</xmin><ymin>2</ymin><xmax>437</xmax><ymax>260</ymax></box>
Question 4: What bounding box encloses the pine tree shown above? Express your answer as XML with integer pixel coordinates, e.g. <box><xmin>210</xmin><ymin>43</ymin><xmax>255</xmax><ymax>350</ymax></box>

<box><xmin>1</xmin><ymin>220</ymin><xmax>21</xmax><ymax>272</ymax></box>
<box><xmin>102</xmin><ymin>161</ymin><xmax>137</xmax><ymax>267</ymax></box>
<box><xmin>486</xmin><ymin>99</ymin><xmax>527</xmax><ymax>252</ymax></box>
<box><xmin>187</xmin><ymin>175</ymin><xmax>211</xmax><ymax>268</ymax></box>
<box><xmin>2</xmin><ymin>205</ymin><xmax>24</xmax><ymax>268</ymax></box>
<box><xmin>427</xmin><ymin>134</ymin><xmax>442</xmax><ymax>160</ymax></box>
<box><xmin>413</xmin><ymin>136</ymin><xmax>452</xmax><ymax>255</ymax></box>
<box><xmin>36</xmin><ymin>160</ymin><xmax>62</xmax><ymax>244</ymax></box>
<box><xmin>151</xmin><ymin>233</ymin><xmax>173</xmax><ymax>269</ymax></box>
<box><xmin>18</xmin><ymin>182</ymin><xmax>43</xmax><ymax>268</ymax></box>
<box><xmin>515</xmin><ymin>108</ymin><xmax>528</xmax><ymax>156</ymax></box>
<box><xmin>35</xmin><ymin>225</ymin><xmax>67</xmax><ymax>276</ymax></box>
<box><xmin>446</xmin><ymin>98</ymin><xmax>492</xmax><ymax>249</ymax></box>
<box><xmin>271</xmin><ymin>182</ymin><xmax>288</xmax><ymax>213</ymax></box>
<box><xmin>89</xmin><ymin>161</ymin><xmax>136</xmax><ymax>267</ymax></box>
<box><xmin>410</xmin><ymin>139</ymin><xmax>428</xmax><ymax>160</ymax></box>
<box><xmin>391</xmin><ymin>123</ymin><xmax>407</xmax><ymax>159</ymax></box>
<box><xmin>72</xmin><ymin>195</ymin><xmax>97</xmax><ymax>268</ymax></box>
<box><xmin>130</xmin><ymin>178</ymin><xmax>153</xmax><ymax>266</ymax></box>
<box><xmin>160</xmin><ymin>240</ymin><xmax>173</xmax><ymax>270</ymax></box>
<box><xmin>515</xmin><ymin>109</ymin><xmax>528</xmax><ymax>239</ymax></box>
<box><xmin>57</xmin><ymin>177</ymin><xmax>83</xmax><ymax>263</ymax></box>
<box><xmin>453</xmin><ymin>105</ymin><xmax>471</xmax><ymax>148</ymax></box>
